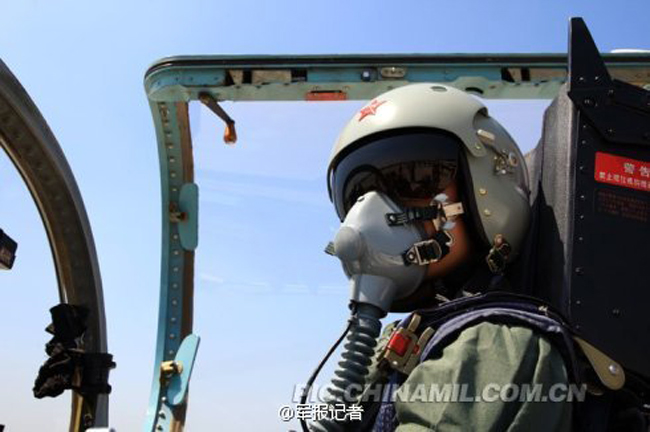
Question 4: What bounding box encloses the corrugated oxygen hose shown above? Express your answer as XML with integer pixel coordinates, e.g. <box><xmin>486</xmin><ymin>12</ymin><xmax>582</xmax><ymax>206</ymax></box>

<box><xmin>307</xmin><ymin>303</ymin><xmax>383</xmax><ymax>432</ymax></box>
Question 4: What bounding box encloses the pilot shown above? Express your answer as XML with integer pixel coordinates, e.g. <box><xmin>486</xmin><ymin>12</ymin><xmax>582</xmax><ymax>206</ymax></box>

<box><xmin>309</xmin><ymin>83</ymin><xmax>576</xmax><ymax>431</ymax></box>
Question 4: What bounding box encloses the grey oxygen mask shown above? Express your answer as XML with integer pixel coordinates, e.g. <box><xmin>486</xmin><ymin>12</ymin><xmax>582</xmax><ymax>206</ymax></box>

<box><xmin>327</xmin><ymin>190</ymin><xmax>464</xmax><ymax>314</ymax></box>
<box><xmin>306</xmin><ymin>190</ymin><xmax>464</xmax><ymax>432</ymax></box>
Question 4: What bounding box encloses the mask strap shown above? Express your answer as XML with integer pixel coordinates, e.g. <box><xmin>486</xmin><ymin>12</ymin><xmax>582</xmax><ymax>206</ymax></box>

<box><xmin>386</xmin><ymin>193</ymin><xmax>465</xmax><ymax>267</ymax></box>
<box><xmin>386</xmin><ymin>205</ymin><xmax>440</xmax><ymax>226</ymax></box>
<box><xmin>386</xmin><ymin>194</ymin><xmax>464</xmax><ymax>228</ymax></box>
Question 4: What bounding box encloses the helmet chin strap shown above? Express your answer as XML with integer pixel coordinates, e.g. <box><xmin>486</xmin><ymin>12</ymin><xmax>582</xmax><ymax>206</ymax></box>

<box><xmin>385</xmin><ymin>193</ymin><xmax>464</xmax><ymax>266</ymax></box>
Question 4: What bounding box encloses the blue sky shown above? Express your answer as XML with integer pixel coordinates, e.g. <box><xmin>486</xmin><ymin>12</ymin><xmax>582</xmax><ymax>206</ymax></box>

<box><xmin>0</xmin><ymin>1</ymin><xmax>649</xmax><ymax>431</ymax></box>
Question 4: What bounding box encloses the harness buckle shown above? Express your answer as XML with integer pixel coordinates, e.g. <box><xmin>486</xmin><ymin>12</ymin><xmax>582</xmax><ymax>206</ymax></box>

<box><xmin>381</xmin><ymin>314</ymin><xmax>435</xmax><ymax>375</ymax></box>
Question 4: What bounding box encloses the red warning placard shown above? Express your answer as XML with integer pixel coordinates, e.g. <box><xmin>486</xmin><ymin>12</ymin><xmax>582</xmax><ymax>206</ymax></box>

<box><xmin>595</xmin><ymin>152</ymin><xmax>650</xmax><ymax>193</ymax></box>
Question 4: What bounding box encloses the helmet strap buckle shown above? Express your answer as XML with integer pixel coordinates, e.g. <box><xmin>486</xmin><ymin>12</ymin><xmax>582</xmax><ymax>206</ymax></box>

<box><xmin>403</xmin><ymin>231</ymin><xmax>453</xmax><ymax>266</ymax></box>
<box><xmin>486</xmin><ymin>234</ymin><xmax>512</xmax><ymax>273</ymax></box>
<box><xmin>433</xmin><ymin>201</ymin><xmax>464</xmax><ymax>231</ymax></box>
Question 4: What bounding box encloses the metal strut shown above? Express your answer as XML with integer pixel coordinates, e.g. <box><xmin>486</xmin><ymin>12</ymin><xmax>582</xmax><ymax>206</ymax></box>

<box><xmin>0</xmin><ymin>59</ymin><xmax>110</xmax><ymax>431</ymax></box>
<box><xmin>143</xmin><ymin>99</ymin><xmax>200</xmax><ymax>432</ymax></box>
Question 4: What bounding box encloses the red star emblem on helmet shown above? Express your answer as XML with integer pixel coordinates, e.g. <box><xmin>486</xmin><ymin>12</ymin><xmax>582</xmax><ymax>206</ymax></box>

<box><xmin>358</xmin><ymin>99</ymin><xmax>387</xmax><ymax>122</ymax></box>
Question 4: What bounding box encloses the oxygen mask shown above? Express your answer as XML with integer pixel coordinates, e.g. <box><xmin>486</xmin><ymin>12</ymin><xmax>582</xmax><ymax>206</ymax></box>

<box><xmin>304</xmin><ymin>190</ymin><xmax>463</xmax><ymax>432</ymax></box>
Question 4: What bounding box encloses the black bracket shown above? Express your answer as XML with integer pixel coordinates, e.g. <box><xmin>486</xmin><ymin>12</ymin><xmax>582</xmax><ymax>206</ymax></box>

<box><xmin>567</xmin><ymin>17</ymin><xmax>650</xmax><ymax>147</ymax></box>
<box><xmin>33</xmin><ymin>304</ymin><xmax>115</xmax><ymax>398</ymax></box>
<box><xmin>0</xmin><ymin>228</ymin><xmax>17</xmax><ymax>270</ymax></box>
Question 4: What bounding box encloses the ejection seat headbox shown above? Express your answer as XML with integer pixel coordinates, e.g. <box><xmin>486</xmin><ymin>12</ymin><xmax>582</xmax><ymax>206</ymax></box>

<box><xmin>524</xmin><ymin>19</ymin><xmax>650</xmax><ymax>382</ymax></box>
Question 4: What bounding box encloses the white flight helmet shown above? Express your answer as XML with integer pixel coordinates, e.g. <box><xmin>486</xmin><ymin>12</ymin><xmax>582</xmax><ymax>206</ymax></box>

<box><xmin>327</xmin><ymin>83</ymin><xmax>530</xmax><ymax>269</ymax></box>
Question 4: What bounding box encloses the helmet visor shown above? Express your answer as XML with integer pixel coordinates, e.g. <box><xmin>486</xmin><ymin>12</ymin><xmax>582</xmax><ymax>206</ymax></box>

<box><xmin>330</xmin><ymin>130</ymin><xmax>460</xmax><ymax>220</ymax></box>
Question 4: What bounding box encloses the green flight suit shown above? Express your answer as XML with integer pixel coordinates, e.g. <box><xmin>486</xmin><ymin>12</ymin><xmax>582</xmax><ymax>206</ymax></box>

<box><xmin>365</xmin><ymin>321</ymin><xmax>573</xmax><ymax>431</ymax></box>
